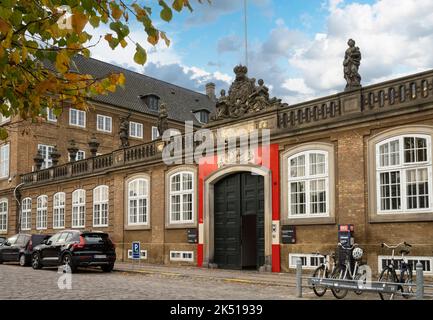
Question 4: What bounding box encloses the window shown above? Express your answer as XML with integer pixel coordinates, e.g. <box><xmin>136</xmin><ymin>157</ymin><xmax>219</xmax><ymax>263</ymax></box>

<box><xmin>129</xmin><ymin>121</ymin><xmax>143</xmax><ymax>139</ymax></box>
<box><xmin>376</xmin><ymin>135</ymin><xmax>432</xmax><ymax>213</ymax></box>
<box><xmin>93</xmin><ymin>185</ymin><xmax>108</xmax><ymax>227</ymax></box>
<box><xmin>289</xmin><ymin>253</ymin><xmax>325</xmax><ymax>269</ymax></box>
<box><xmin>288</xmin><ymin>151</ymin><xmax>329</xmax><ymax>218</ymax></box>
<box><xmin>169</xmin><ymin>172</ymin><xmax>194</xmax><ymax>224</ymax></box>
<box><xmin>38</xmin><ymin>144</ymin><xmax>54</xmax><ymax>169</ymax></box>
<box><xmin>378</xmin><ymin>256</ymin><xmax>433</xmax><ymax>275</ymax></box>
<box><xmin>53</xmin><ymin>192</ymin><xmax>65</xmax><ymax>229</ymax></box>
<box><xmin>127</xmin><ymin>249</ymin><xmax>147</xmax><ymax>260</ymax></box>
<box><xmin>36</xmin><ymin>195</ymin><xmax>48</xmax><ymax>230</ymax></box>
<box><xmin>97</xmin><ymin>115</ymin><xmax>112</xmax><ymax>133</ymax></box>
<box><xmin>68</xmin><ymin>150</ymin><xmax>85</xmax><ymax>161</ymax></box>
<box><xmin>128</xmin><ymin>178</ymin><xmax>149</xmax><ymax>225</ymax></box>
<box><xmin>0</xmin><ymin>144</ymin><xmax>9</xmax><ymax>178</ymax></box>
<box><xmin>72</xmin><ymin>189</ymin><xmax>86</xmax><ymax>228</ymax></box>
<box><xmin>46</xmin><ymin>108</ymin><xmax>57</xmax><ymax>122</ymax></box>
<box><xmin>170</xmin><ymin>251</ymin><xmax>194</xmax><ymax>262</ymax></box>
<box><xmin>21</xmin><ymin>198</ymin><xmax>31</xmax><ymax>231</ymax></box>
<box><xmin>194</xmin><ymin>110</ymin><xmax>209</xmax><ymax>124</ymax></box>
<box><xmin>69</xmin><ymin>108</ymin><xmax>86</xmax><ymax>127</ymax></box>
<box><xmin>0</xmin><ymin>199</ymin><xmax>7</xmax><ymax>232</ymax></box>
<box><xmin>0</xmin><ymin>114</ymin><xmax>10</xmax><ymax>125</ymax></box>
<box><xmin>152</xmin><ymin>126</ymin><xmax>160</xmax><ymax>140</ymax></box>
<box><xmin>143</xmin><ymin>94</ymin><xmax>160</xmax><ymax>111</ymax></box>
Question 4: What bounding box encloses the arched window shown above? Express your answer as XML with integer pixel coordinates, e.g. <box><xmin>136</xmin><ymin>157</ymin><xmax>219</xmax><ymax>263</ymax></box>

<box><xmin>36</xmin><ymin>195</ymin><xmax>48</xmax><ymax>230</ymax></box>
<box><xmin>169</xmin><ymin>172</ymin><xmax>194</xmax><ymax>223</ymax></box>
<box><xmin>288</xmin><ymin>151</ymin><xmax>329</xmax><ymax>218</ymax></box>
<box><xmin>72</xmin><ymin>189</ymin><xmax>86</xmax><ymax>228</ymax></box>
<box><xmin>411</xmin><ymin>82</ymin><xmax>417</xmax><ymax>99</ymax></box>
<box><xmin>93</xmin><ymin>185</ymin><xmax>109</xmax><ymax>227</ymax></box>
<box><xmin>376</xmin><ymin>134</ymin><xmax>432</xmax><ymax>213</ymax></box>
<box><xmin>128</xmin><ymin>178</ymin><xmax>149</xmax><ymax>225</ymax></box>
<box><xmin>379</xmin><ymin>90</ymin><xmax>385</xmax><ymax>107</ymax></box>
<box><xmin>21</xmin><ymin>198</ymin><xmax>32</xmax><ymax>231</ymax></box>
<box><xmin>389</xmin><ymin>88</ymin><xmax>396</xmax><ymax>105</ymax></box>
<box><xmin>0</xmin><ymin>199</ymin><xmax>8</xmax><ymax>232</ymax></box>
<box><xmin>53</xmin><ymin>192</ymin><xmax>65</xmax><ymax>229</ymax></box>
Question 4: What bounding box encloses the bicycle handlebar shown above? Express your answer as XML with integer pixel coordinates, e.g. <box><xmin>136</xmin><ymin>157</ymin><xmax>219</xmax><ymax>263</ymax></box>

<box><xmin>381</xmin><ymin>242</ymin><xmax>412</xmax><ymax>249</ymax></box>
<box><xmin>337</xmin><ymin>242</ymin><xmax>358</xmax><ymax>250</ymax></box>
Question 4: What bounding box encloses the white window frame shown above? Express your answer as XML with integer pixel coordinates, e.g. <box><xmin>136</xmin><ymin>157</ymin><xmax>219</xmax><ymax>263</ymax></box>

<box><xmin>288</xmin><ymin>253</ymin><xmax>326</xmax><ymax>269</ymax></box>
<box><xmin>127</xmin><ymin>178</ymin><xmax>149</xmax><ymax>226</ymax></box>
<box><xmin>169</xmin><ymin>251</ymin><xmax>194</xmax><ymax>262</ymax></box>
<box><xmin>72</xmin><ymin>189</ymin><xmax>86</xmax><ymax>228</ymax></box>
<box><xmin>376</xmin><ymin>134</ymin><xmax>433</xmax><ymax>214</ymax></box>
<box><xmin>53</xmin><ymin>192</ymin><xmax>65</xmax><ymax>229</ymax></box>
<box><xmin>38</xmin><ymin>144</ymin><xmax>54</xmax><ymax>169</ymax></box>
<box><xmin>0</xmin><ymin>199</ymin><xmax>8</xmax><ymax>232</ymax></box>
<box><xmin>127</xmin><ymin>249</ymin><xmax>147</xmax><ymax>260</ymax></box>
<box><xmin>288</xmin><ymin>150</ymin><xmax>329</xmax><ymax>219</ymax></box>
<box><xmin>93</xmin><ymin>185</ymin><xmax>109</xmax><ymax>227</ymax></box>
<box><xmin>129</xmin><ymin>121</ymin><xmax>143</xmax><ymax>139</ymax></box>
<box><xmin>21</xmin><ymin>198</ymin><xmax>32</xmax><ymax>231</ymax></box>
<box><xmin>378</xmin><ymin>255</ymin><xmax>433</xmax><ymax>275</ymax></box>
<box><xmin>96</xmin><ymin>114</ymin><xmax>112</xmax><ymax>133</ymax></box>
<box><xmin>169</xmin><ymin>171</ymin><xmax>195</xmax><ymax>224</ymax></box>
<box><xmin>0</xmin><ymin>144</ymin><xmax>9</xmax><ymax>178</ymax></box>
<box><xmin>46</xmin><ymin>108</ymin><xmax>57</xmax><ymax>122</ymax></box>
<box><xmin>151</xmin><ymin>126</ymin><xmax>159</xmax><ymax>140</ymax></box>
<box><xmin>68</xmin><ymin>150</ymin><xmax>85</xmax><ymax>162</ymax></box>
<box><xmin>36</xmin><ymin>195</ymin><xmax>48</xmax><ymax>230</ymax></box>
<box><xmin>69</xmin><ymin>108</ymin><xmax>86</xmax><ymax>128</ymax></box>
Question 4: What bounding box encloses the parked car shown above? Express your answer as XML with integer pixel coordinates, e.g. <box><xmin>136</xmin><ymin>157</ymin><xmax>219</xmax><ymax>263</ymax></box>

<box><xmin>32</xmin><ymin>230</ymin><xmax>116</xmax><ymax>273</ymax></box>
<box><xmin>0</xmin><ymin>237</ymin><xmax>6</xmax><ymax>245</ymax></box>
<box><xmin>0</xmin><ymin>234</ymin><xmax>50</xmax><ymax>266</ymax></box>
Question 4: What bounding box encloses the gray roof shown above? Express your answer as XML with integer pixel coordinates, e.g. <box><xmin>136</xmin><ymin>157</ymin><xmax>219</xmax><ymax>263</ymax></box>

<box><xmin>70</xmin><ymin>55</ymin><xmax>215</xmax><ymax>125</ymax></box>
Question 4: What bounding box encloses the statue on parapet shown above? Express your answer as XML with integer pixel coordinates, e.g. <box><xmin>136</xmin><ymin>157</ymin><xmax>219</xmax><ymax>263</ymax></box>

<box><xmin>157</xmin><ymin>102</ymin><xmax>169</xmax><ymax>136</ymax></box>
<box><xmin>343</xmin><ymin>38</ymin><xmax>362</xmax><ymax>91</ymax></box>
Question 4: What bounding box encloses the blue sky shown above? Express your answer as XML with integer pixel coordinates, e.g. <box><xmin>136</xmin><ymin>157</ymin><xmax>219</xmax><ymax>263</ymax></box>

<box><xmin>89</xmin><ymin>0</ymin><xmax>433</xmax><ymax>104</ymax></box>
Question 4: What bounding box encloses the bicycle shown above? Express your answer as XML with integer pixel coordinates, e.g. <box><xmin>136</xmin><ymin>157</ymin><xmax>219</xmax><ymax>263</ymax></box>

<box><xmin>378</xmin><ymin>242</ymin><xmax>414</xmax><ymax>300</ymax></box>
<box><xmin>310</xmin><ymin>251</ymin><xmax>337</xmax><ymax>297</ymax></box>
<box><xmin>330</xmin><ymin>243</ymin><xmax>365</xmax><ymax>299</ymax></box>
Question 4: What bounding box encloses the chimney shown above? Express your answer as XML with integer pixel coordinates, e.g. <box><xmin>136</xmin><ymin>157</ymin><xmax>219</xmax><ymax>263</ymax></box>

<box><xmin>205</xmin><ymin>82</ymin><xmax>216</xmax><ymax>100</ymax></box>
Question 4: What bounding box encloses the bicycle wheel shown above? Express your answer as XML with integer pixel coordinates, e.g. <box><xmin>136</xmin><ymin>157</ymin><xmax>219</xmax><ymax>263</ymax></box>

<box><xmin>330</xmin><ymin>266</ymin><xmax>348</xmax><ymax>299</ymax></box>
<box><xmin>312</xmin><ymin>265</ymin><xmax>328</xmax><ymax>297</ymax></box>
<box><xmin>353</xmin><ymin>273</ymin><xmax>364</xmax><ymax>295</ymax></box>
<box><xmin>378</xmin><ymin>267</ymin><xmax>398</xmax><ymax>300</ymax></box>
<box><xmin>401</xmin><ymin>267</ymin><xmax>414</xmax><ymax>299</ymax></box>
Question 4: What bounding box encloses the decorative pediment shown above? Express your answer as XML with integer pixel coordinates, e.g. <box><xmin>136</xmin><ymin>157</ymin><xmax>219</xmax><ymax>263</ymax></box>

<box><xmin>211</xmin><ymin>65</ymin><xmax>286</xmax><ymax>121</ymax></box>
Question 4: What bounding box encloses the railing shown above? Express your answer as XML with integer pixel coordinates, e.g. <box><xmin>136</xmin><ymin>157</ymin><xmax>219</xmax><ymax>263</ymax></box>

<box><xmin>361</xmin><ymin>72</ymin><xmax>433</xmax><ymax>111</ymax></box>
<box><xmin>278</xmin><ymin>96</ymin><xmax>342</xmax><ymax>129</ymax></box>
<box><xmin>20</xmin><ymin>140</ymin><xmax>163</xmax><ymax>185</ymax></box>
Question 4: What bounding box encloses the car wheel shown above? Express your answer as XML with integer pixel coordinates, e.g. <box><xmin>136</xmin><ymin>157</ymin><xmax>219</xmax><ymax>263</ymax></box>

<box><xmin>101</xmin><ymin>263</ymin><xmax>114</xmax><ymax>272</ymax></box>
<box><xmin>19</xmin><ymin>254</ymin><xmax>28</xmax><ymax>267</ymax></box>
<box><xmin>32</xmin><ymin>252</ymin><xmax>43</xmax><ymax>270</ymax></box>
<box><xmin>62</xmin><ymin>254</ymin><xmax>77</xmax><ymax>273</ymax></box>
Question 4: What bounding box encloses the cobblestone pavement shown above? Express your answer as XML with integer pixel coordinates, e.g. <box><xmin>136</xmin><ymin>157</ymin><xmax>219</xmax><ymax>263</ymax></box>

<box><xmin>0</xmin><ymin>263</ymin><xmax>389</xmax><ymax>300</ymax></box>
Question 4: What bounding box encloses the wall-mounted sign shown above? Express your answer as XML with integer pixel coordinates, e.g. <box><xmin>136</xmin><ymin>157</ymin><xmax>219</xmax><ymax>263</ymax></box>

<box><xmin>281</xmin><ymin>225</ymin><xmax>296</xmax><ymax>244</ymax></box>
<box><xmin>132</xmin><ymin>241</ymin><xmax>140</xmax><ymax>259</ymax></box>
<box><xmin>187</xmin><ymin>229</ymin><xmax>198</xmax><ymax>243</ymax></box>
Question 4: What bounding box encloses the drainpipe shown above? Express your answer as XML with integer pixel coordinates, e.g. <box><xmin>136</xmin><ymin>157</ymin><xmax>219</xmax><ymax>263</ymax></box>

<box><xmin>13</xmin><ymin>182</ymin><xmax>24</xmax><ymax>234</ymax></box>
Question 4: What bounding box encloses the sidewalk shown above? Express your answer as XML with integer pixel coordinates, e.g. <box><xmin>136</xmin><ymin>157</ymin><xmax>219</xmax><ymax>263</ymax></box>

<box><xmin>114</xmin><ymin>262</ymin><xmax>298</xmax><ymax>287</ymax></box>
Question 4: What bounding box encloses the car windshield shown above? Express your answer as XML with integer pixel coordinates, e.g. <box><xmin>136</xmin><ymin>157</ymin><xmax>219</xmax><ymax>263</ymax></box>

<box><xmin>7</xmin><ymin>235</ymin><xmax>18</xmax><ymax>245</ymax></box>
<box><xmin>83</xmin><ymin>234</ymin><xmax>108</xmax><ymax>244</ymax></box>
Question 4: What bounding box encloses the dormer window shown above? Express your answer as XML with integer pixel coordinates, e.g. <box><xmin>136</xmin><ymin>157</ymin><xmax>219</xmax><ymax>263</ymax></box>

<box><xmin>193</xmin><ymin>110</ymin><xmax>210</xmax><ymax>124</ymax></box>
<box><xmin>141</xmin><ymin>94</ymin><xmax>160</xmax><ymax>112</ymax></box>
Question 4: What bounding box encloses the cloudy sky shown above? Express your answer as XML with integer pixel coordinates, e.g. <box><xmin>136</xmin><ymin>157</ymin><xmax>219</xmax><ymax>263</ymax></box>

<box><xmin>89</xmin><ymin>0</ymin><xmax>433</xmax><ymax>104</ymax></box>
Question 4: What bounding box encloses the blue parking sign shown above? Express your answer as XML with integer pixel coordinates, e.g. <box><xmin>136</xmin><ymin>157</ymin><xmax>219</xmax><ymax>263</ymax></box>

<box><xmin>132</xmin><ymin>241</ymin><xmax>140</xmax><ymax>259</ymax></box>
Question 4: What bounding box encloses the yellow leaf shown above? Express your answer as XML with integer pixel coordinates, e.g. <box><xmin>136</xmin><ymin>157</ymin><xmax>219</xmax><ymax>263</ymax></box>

<box><xmin>71</xmin><ymin>13</ymin><xmax>88</xmax><ymax>33</ymax></box>
<box><xmin>120</xmin><ymin>39</ymin><xmax>127</xmax><ymax>48</ymax></box>
<box><xmin>10</xmin><ymin>50</ymin><xmax>20</xmax><ymax>64</ymax></box>
<box><xmin>55</xmin><ymin>51</ymin><xmax>70</xmax><ymax>73</ymax></box>
<box><xmin>0</xmin><ymin>18</ymin><xmax>10</xmax><ymax>34</ymax></box>
<box><xmin>118</xmin><ymin>73</ymin><xmax>126</xmax><ymax>85</ymax></box>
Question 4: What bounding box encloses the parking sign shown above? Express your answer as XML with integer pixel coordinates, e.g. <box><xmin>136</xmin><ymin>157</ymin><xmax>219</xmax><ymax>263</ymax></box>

<box><xmin>132</xmin><ymin>241</ymin><xmax>140</xmax><ymax>259</ymax></box>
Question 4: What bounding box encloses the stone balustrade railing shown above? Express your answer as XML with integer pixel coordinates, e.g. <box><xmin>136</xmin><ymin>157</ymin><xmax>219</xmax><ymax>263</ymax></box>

<box><xmin>20</xmin><ymin>139</ymin><xmax>163</xmax><ymax>185</ymax></box>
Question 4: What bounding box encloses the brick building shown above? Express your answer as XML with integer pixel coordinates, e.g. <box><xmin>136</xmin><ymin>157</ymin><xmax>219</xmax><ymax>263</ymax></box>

<box><xmin>2</xmin><ymin>54</ymin><xmax>433</xmax><ymax>276</ymax></box>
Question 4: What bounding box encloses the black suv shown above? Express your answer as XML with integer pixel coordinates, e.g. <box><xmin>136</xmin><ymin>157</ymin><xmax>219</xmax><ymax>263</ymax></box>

<box><xmin>32</xmin><ymin>230</ymin><xmax>116</xmax><ymax>273</ymax></box>
<box><xmin>0</xmin><ymin>234</ymin><xmax>50</xmax><ymax>266</ymax></box>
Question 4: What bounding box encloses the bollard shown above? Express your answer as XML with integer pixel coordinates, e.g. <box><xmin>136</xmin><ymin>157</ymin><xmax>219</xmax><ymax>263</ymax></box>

<box><xmin>296</xmin><ymin>258</ymin><xmax>302</xmax><ymax>298</ymax></box>
<box><xmin>416</xmin><ymin>261</ymin><xmax>424</xmax><ymax>300</ymax></box>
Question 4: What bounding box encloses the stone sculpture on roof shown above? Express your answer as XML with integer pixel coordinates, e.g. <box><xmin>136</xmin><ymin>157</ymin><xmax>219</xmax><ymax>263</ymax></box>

<box><xmin>212</xmin><ymin>65</ymin><xmax>284</xmax><ymax>121</ymax></box>
<box><xmin>343</xmin><ymin>38</ymin><xmax>362</xmax><ymax>91</ymax></box>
